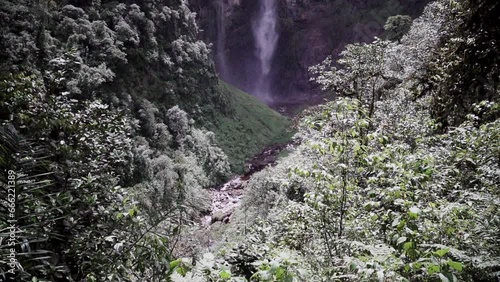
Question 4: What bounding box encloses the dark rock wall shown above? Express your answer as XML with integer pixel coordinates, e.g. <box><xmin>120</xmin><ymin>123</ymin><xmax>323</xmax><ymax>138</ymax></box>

<box><xmin>192</xmin><ymin>0</ymin><xmax>431</xmax><ymax>99</ymax></box>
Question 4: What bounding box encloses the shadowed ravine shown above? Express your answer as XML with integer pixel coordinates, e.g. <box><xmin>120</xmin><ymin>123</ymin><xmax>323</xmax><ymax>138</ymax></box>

<box><xmin>202</xmin><ymin>0</ymin><xmax>287</xmax><ymax>224</ymax></box>
<box><xmin>201</xmin><ymin>142</ymin><xmax>290</xmax><ymax>227</ymax></box>
<box><xmin>252</xmin><ymin>0</ymin><xmax>279</xmax><ymax>102</ymax></box>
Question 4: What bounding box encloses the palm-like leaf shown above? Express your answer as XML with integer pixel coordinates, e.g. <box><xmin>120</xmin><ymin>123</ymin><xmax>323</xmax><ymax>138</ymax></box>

<box><xmin>1</xmin><ymin>124</ymin><xmax>69</xmax><ymax>280</ymax></box>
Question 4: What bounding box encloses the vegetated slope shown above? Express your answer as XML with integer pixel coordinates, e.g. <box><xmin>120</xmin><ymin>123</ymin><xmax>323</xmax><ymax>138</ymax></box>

<box><xmin>0</xmin><ymin>0</ymin><xmax>288</xmax><ymax>172</ymax></box>
<box><xmin>165</xmin><ymin>0</ymin><xmax>500</xmax><ymax>281</ymax></box>
<box><xmin>0</xmin><ymin>0</ymin><xmax>290</xmax><ymax>280</ymax></box>
<box><xmin>209</xmin><ymin>80</ymin><xmax>293</xmax><ymax>173</ymax></box>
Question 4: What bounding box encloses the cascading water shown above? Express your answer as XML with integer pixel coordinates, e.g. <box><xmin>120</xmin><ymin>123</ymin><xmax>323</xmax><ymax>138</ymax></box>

<box><xmin>252</xmin><ymin>0</ymin><xmax>279</xmax><ymax>102</ymax></box>
<box><xmin>215</xmin><ymin>0</ymin><xmax>228</xmax><ymax>79</ymax></box>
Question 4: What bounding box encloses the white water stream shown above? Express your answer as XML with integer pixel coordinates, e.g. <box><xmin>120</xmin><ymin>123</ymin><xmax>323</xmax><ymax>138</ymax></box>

<box><xmin>215</xmin><ymin>0</ymin><xmax>228</xmax><ymax>78</ymax></box>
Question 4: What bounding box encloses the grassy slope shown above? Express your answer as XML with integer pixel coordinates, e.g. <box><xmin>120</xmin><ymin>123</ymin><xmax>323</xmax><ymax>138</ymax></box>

<box><xmin>209</xmin><ymin>80</ymin><xmax>293</xmax><ymax>173</ymax></box>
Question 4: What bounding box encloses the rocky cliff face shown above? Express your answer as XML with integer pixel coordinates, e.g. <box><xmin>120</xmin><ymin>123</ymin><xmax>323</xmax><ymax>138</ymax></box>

<box><xmin>192</xmin><ymin>0</ymin><xmax>430</xmax><ymax>100</ymax></box>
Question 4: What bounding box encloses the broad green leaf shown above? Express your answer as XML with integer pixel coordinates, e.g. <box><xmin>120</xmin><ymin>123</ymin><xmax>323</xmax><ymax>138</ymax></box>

<box><xmin>169</xmin><ymin>259</ymin><xmax>181</xmax><ymax>270</ymax></box>
<box><xmin>176</xmin><ymin>265</ymin><xmax>188</xmax><ymax>276</ymax></box>
<box><xmin>428</xmin><ymin>264</ymin><xmax>440</xmax><ymax>275</ymax></box>
<box><xmin>404</xmin><ymin>264</ymin><xmax>410</xmax><ymax>272</ymax></box>
<box><xmin>220</xmin><ymin>270</ymin><xmax>231</xmax><ymax>279</ymax></box>
<box><xmin>276</xmin><ymin>267</ymin><xmax>286</xmax><ymax>279</ymax></box>
<box><xmin>128</xmin><ymin>208</ymin><xmax>136</xmax><ymax>217</ymax></box>
<box><xmin>403</xmin><ymin>242</ymin><xmax>414</xmax><ymax>251</ymax></box>
<box><xmin>447</xmin><ymin>260</ymin><xmax>463</xmax><ymax>271</ymax></box>
<box><xmin>433</xmin><ymin>248</ymin><xmax>449</xmax><ymax>258</ymax></box>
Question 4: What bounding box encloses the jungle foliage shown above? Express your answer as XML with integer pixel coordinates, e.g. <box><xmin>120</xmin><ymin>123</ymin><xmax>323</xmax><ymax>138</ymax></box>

<box><xmin>175</xmin><ymin>0</ymin><xmax>499</xmax><ymax>281</ymax></box>
<box><xmin>0</xmin><ymin>0</ymin><xmax>499</xmax><ymax>281</ymax></box>
<box><xmin>0</xmin><ymin>0</ymin><xmax>283</xmax><ymax>280</ymax></box>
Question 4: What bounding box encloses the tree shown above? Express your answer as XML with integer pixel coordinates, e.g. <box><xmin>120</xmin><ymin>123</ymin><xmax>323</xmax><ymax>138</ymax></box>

<box><xmin>0</xmin><ymin>72</ymin><xmax>137</xmax><ymax>280</ymax></box>
<box><xmin>426</xmin><ymin>0</ymin><xmax>499</xmax><ymax>131</ymax></box>
<box><xmin>310</xmin><ymin>38</ymin><xmax>389</xmax><ymax>119</ymax></box>
<box><xmin>384</xmin><ymin>15</ymin><xmax>412</xmax><ymax>43</ymax></box>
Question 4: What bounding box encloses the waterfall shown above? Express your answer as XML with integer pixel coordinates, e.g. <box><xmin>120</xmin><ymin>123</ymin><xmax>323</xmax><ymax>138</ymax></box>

<box><xmin>215</xmin><ymin>0</ymin><xmax>228</xmax><ymax>79</ymax></box>
<box><xmin>252</xmin><ymin>0</ymin><xmax>279</xmax><ymax>102</ymax></box>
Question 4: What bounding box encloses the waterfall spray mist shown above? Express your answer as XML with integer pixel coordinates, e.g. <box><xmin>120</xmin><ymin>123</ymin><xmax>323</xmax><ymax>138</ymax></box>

<box><xmin>215</xmin><ymin>0</ymin><xmax>228</xmax><ymax>79</ymax></box>
<box><xmin>253</xmin><ymin>0</ymin><xmax>279</xmax><ymax>102</ymax></box>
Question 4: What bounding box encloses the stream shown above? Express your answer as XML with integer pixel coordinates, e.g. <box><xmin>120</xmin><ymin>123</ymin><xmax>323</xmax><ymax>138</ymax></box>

<box><xmin>201</xmin><ymin>142</ymin><xmax>290</xmax><ymax>227</ymax></box>
<box><xmin>174</xmin><ymin>100</ymin><xmax>326</xmax><ymax>256</ymax></box>
<box><xmin>173</xmin><ymin>143</ymin><xmax>291</xmax><ymax>257</ymax></box>
<box><xmin>200</xmin><ymin>93</ymin><xmax>329</xmax><ymax>227</ymax></box>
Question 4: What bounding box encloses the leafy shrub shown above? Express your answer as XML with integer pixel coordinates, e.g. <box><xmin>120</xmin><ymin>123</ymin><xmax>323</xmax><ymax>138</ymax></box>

<box><xmin>210</xmin><ymin>1</ymin><xmax>500</xmax><ymax>280</ymax></box>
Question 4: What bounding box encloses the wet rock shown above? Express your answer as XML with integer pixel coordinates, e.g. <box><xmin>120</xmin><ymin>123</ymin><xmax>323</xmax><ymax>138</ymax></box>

<box><xmin>221</xmin><ymin>177</ymin><xmax>244</xmax><ymax>190</ymax></box>
<box><xmin>245</xmin><ymin>142</ymin><xmax>290</xmax><ymax>174</ymax></box>
<box><xmin>201</xmin><ymin>142</ymin><xmax>291</xmax><ymax>227</ymax></box>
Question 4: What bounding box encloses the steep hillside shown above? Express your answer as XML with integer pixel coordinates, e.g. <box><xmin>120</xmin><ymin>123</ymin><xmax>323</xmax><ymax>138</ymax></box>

<box><xmin>210</xmin><ymin>80</ymin><xmax>293</xmax><ymax>173</ymax></box>
<box><xmin>0</xmin><ymin>0</ymin><xmax>289</xmax><ymax>172</ymax></box>
<box><xmin>171</xmin><ymin>0</ymin><xmax>500</xmax><ymax>281</ymax></box>
<box><xmin>0</xmin><ymin>0</ymin><xmax>219</xmax><ymax>111</ymax></box>
<box><xmin>0</xmin><ymin>0</ymin><xmax>291</xmax><ymax>280</ymax></box>
<box><xmin>2</xmin><ymin>0</ymin><xmax>497</xmax><ymax>281</ymax></box>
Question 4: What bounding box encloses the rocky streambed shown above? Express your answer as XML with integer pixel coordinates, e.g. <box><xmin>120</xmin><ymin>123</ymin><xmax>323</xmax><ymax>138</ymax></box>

<box><xmin>201</xmin><ymin>142</ymin><xmax>290</xmax><ymax>227</ymax></box>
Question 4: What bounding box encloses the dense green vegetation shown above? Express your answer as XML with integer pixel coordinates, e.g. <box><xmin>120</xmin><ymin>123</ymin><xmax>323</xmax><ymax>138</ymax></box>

<box><xmin>0</xmin><ymin>0</ymin><xmax>285</xmax><ymax>172</ymax></box>
<box><xmin>1</xmin><ymin>0</ymin><xmax>499</xmax><ymax>281</ymax></box>
<box><xmin>0</xmin><ymin>0</ymin><xmax>289</xmax><ymax>281</ymax></box>
<box><xmin>168</xmin><ymin>0</ymin><xmax>499</xmax><ymax>281</ymax></box>
<box><xmin>210</xmin><ymin>81</ymin><xmax>292</xmax><ymax>173</ymax></box>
